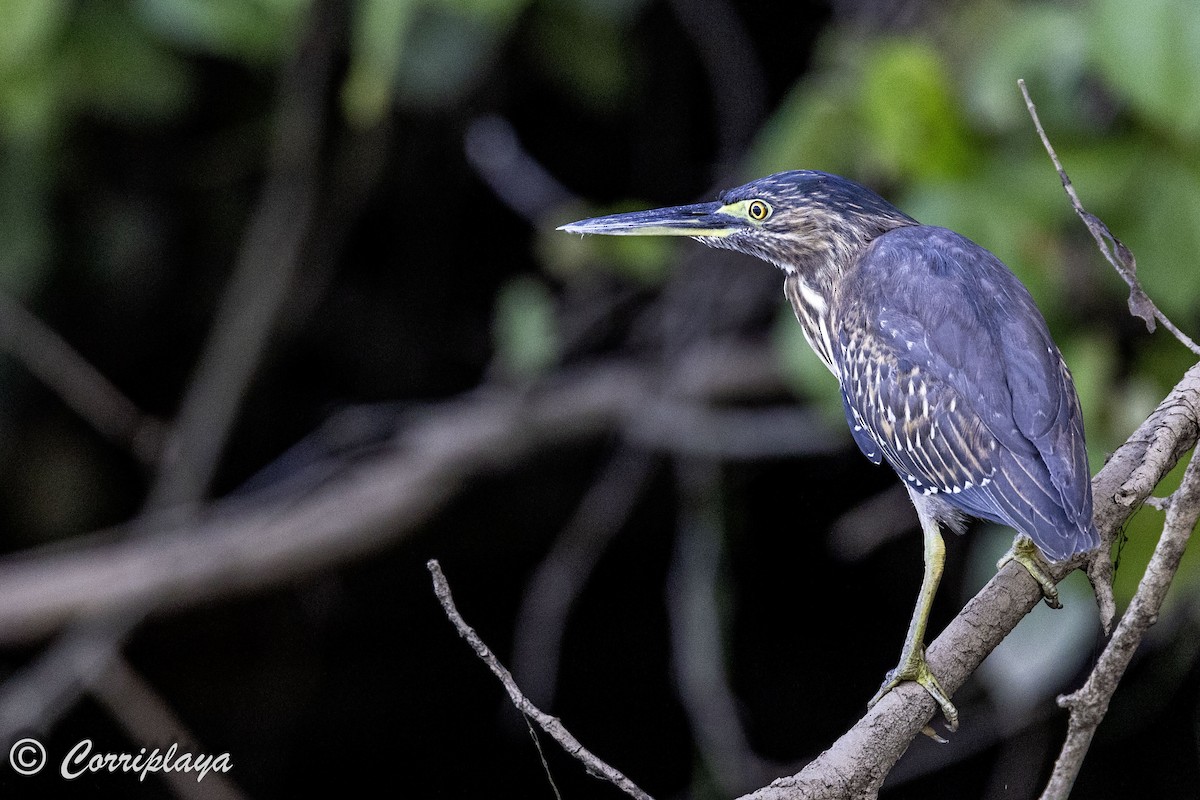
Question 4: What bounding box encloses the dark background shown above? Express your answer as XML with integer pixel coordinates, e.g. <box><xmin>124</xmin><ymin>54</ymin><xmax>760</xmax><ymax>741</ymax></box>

<box><xmin>0</xmin><ymin>0</ymin><xmax>1198</xmax><ymax>797</ymax></box>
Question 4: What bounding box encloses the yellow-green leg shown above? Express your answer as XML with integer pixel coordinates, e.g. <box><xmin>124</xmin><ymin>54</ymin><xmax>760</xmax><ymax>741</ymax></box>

<box><xmin>868</xmin><ymin>492</ymin><xmax>958</xmax><ymax>735</ymax></box>
<box><xmin>997</xmin><ymin>534</ymin><xmax>1061</xmax><ymax>609</ymax></box>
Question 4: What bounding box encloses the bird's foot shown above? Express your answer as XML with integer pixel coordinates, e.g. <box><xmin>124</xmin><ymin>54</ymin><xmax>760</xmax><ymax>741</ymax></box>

<box><xmin>868</xmin><ymin>647</ymin><xmax>958</xmax><ymax>740</ymax></box>
<box><xmin>997</xmin><ymin>535</ymin><xmax>1061</xmax><ymax>609</ymax></box>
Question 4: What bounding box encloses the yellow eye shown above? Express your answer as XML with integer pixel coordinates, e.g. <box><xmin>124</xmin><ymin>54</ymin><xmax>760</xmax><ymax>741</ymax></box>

<box><xmin>747</xmin><ymin>199</ymin><xmax>771</xmax><ymax>221</ymax></box>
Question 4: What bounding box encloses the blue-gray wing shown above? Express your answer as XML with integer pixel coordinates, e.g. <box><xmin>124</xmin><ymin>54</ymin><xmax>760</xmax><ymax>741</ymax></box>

<box><xmin>831</xmin><ymin>226</ymin><xmax>1096</xmax><ymax>560</ymax></box>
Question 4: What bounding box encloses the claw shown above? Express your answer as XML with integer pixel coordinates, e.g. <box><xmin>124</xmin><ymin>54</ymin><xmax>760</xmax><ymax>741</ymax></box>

<box><xmin>869</xmin><ymin>647</ymin><xmax>959</xmax><ymax>737</ymax></box>
<box><xmin>998</xmin><ymin>535</ymin><xmax>1061</xmax><ymax>609</ymax></box>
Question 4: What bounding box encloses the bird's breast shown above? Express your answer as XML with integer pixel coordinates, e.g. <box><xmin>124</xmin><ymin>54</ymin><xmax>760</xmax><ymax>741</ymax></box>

<box><xmin>784</xmin><ymin>273</ymin><xmax>838</xmax><ymax>376</ymax></box>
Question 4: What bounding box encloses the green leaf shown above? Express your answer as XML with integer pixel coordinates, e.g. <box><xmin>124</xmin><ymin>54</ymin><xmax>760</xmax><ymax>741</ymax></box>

<box><xmin>858</xmin><ymin>40</ymin><xmax>973</xmax><ymax>181</ymax></box>
<box><xmin>1089</xmin><ymin>0</ymin><xmax>1200</xmax><ymax>139</ymax></box>
<box><xmin>135</xmin><ymin>0</ymin><xmax>309</xmax><ymax>65</ymax></box>
<box><xmin>966</xmin><ymin>4</ymin><xmax>1088</xmax><ymax>133</ymax></box>
<box><xmin>0</xmin><ymin>0</ymin><xmax>69</xmax><ymax>74</ymax></box>
<box><xmin>493</xmin><ymin>275</ymin><xmax>559</xmax><ymax>378</ymax></box>
<box><xmin>65</xmin><ymin>2</ymin><xmax>192</xmax><ymax>123</ymax></box>
<box><xmin>341</xmin><ymin>0</ymin><xmax>417</xmax><ymax>127</ymax></box>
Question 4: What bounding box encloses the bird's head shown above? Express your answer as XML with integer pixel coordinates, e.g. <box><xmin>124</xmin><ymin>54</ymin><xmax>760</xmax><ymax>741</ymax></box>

<box><xmin>559</xmin><ymin>170</ymin><xmax>915</xmax><ymax>277</ymax></box>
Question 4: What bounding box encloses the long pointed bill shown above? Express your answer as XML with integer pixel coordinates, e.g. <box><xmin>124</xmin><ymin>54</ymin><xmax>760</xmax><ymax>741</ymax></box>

<box><xmin>557</xmin><ymin>202</ymin><xmax>743</xmax><ymax>238</ymax></box>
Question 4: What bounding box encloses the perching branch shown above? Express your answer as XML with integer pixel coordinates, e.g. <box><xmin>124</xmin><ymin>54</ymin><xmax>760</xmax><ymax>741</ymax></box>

<box><xmin>1019</xmin><ymin>78</ymin><xmax>1200</xmax><ymax>355</ymax></box>
<box><xmin>427</xmin><ymin>560</ymin><xmax>654</xmax><ymax>800</ymax></box>
<box><xmin>732</xmin><ymin>360</ymin><xmax>1200</xmax><ymax>800</ymax></box>
<box><xmin>1023</xmin><ymin>88</ymin><xmax>1200</xmax><ymax>781</ymax></box>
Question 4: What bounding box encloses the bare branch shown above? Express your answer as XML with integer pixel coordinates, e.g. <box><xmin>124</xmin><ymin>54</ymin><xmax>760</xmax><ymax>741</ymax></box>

<box><xmin>512</xmin><ymin>447</ymin><xmax>657</xmax><ymax>707</ymax></box>
<box><xmin>1018</xmin><ymin>78</ymin><xmax>1200</xmax><ymax>355</ymax></box>
<box><xmin>0</xmin><ymin>291</ymin><xmax>163</xmax><ymax>464</ymax></box>
<box><xmin>669</xmin><ymin>458</ymin><xmax>781</xmax><ymax>794</ymax></box>
<box><xmin>0</xmin><ymin>351</ymin><xmax>1190</xmax><ymax>793</ymax></box>
<box><xmin>92</xmin><ymin>656</ymin><xmax>248</xmax><ymax>800</ymax></box>
<box><xmin>463</xmin><ymin>115</ymin><xmax>575</xmax><ymax>223</ymax></box>
<box><xmin>0</xmin><ymin>0</ymin><xmax>348</xmax><ymax>750</ymax></box>
<box><xmin>0</xmin><ymin>352</ymin><xmax>792</xmax><ymax>646</ymax></box>
<box><xmin>427</xmin><ymin>560</ymin><xmax>654</xmax><ymax>800</ymax></box>
<box><xmin>735</xmin><ymin>359</ymin><xmax>1200</xmax><ymax>800</ymax></box>
<box><xmin>146</xmin><ymin>1</ymin><xmax>340</xmax><ymax>510</ymax></box>
<box><xmin>1040</xmin><ymin>446</ymin><xmax>1200</xmax><ymax>799</ymax></box>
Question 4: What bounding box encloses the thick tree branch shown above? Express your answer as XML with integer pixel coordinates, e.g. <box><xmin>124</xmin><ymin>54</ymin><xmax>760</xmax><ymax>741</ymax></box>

<box><xmin>736</xmin><ymin>358</ymin><xmax>1200</xmax><ymax>800</ymax></box>
<box><xmin>0</xmin><ymin>349</ymin><xmax>1192</xmax><ymax>793</ymax></box>
<box><xmin>0</xmin><ymin>349</ymin><xmax>793</xmax><ymax>646</ymax></box>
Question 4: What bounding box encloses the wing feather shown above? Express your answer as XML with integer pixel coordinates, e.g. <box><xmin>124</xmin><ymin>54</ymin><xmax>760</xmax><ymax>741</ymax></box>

<box><xmin>827</xmin><ymin>226</ymin><xmax>1097</xmax><ymax>559</ymax></box>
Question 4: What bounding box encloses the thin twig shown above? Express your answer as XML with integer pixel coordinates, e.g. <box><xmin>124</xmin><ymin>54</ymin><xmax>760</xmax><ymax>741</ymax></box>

<box><xmin>669</xmin><ymin>458</ymin><xmax>780</xmax><ymax>795</ymax></box>
<box><xmin>463</xmin><ymin>115</ymin><xmax>575</xmax><ymax>223</ymax></box>
<box><xmin>512</xmin><ymin>447</ymin><xmax>657</xmax><ymax>707</ymax></box>
<box><xmin>1019</xmin><ymin>78</ymin><xmax>1200</xmax><ymax>355</ymax></box>
<box><xmin>146</xmin><ymin>3</ymin><xmax>337</xmax><ymax>510</ymax></box>
<box><xmin>92</xmin><ymin>656</ymin><xmax>248</xmax><ymax>800</ymax></box>
<box><xmin>524</xmin><ymin>716</ymin><xmax>564</xmax><ymax>800</ymax></box>
<box><xmin>427</xmin><ymin>560</ymin><xmax>654</xmax><ymax>800</ymax></box>
<box><xmin>1039</xmin><ymin>447</ymin><xmax>1200</xmax><ymax>799</ymax></box>
<box><xmin>0</xmin><ymin>291</ymin><xmax>163</xmax><ymax>464</ymax></box>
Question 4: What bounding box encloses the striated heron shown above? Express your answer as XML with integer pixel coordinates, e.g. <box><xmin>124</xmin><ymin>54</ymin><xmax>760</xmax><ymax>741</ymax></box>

<box><xmin>559</xmin><ymin>170</ymin><xmax>1098</xmax><ymax>733</ymax></box>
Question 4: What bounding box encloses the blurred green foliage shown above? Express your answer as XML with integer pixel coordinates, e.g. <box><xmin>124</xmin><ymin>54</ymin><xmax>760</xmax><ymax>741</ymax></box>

<box><xmin>0</xmin><ymin>0</ymin><xmax>305</xmax><ymax>296</ymax></box>
<box><xmin>1</xmin><ymin>0</ymin><xmax>1197</xmax><ymax>598</ymax></box>
<box><xmin>492</xmin><ymin>274</ymin><xmax>560</xmax><ymax>378</ymax></box>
